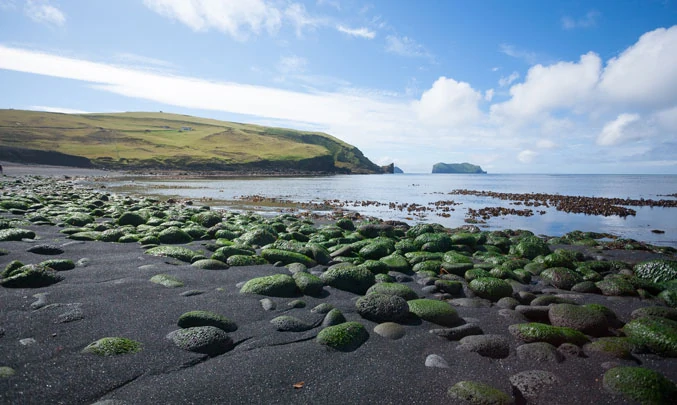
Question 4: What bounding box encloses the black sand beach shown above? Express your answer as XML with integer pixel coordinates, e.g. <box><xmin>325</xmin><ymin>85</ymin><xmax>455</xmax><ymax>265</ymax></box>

<box><xmin>1</xmin><ymin>163</ymin><xmax>677</xmax><ymax>405</ymax></box>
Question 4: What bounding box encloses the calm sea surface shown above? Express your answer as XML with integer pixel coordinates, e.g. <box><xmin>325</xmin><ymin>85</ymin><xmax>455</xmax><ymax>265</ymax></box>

<box><xmin>108</xmin><ymin>174</ymin><xmax>677</xmax><ymax>247</ymax></box>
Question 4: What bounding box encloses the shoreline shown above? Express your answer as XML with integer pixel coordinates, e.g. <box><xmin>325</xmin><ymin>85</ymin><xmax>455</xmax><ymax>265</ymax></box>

<box><xmin>1</xmin><ymin>174</ymin><xmax>677</xmax><ymax>404</ymax></box>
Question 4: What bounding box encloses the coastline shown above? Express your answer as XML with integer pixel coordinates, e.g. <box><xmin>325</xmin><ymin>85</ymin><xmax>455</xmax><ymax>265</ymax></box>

<box><xmin>1</xmin><ymin>171</ymin><xmax>677</xmax><ymax>404</ymax></box>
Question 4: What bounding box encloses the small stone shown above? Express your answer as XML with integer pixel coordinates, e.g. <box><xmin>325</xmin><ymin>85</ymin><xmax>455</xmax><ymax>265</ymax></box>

<box><xmin>373</xmin><ymin>322</ymin><xmax>405</xmax><ymax>340</ymax></box>
<box><xmin>20</xmin><ymin>338</ymin><xmax>36</xmax><ymax>346</ymax></box>
<box><xmin>260</xmin><ymin>298</ymin><xmax>277</xmax><ymax>311</ymax></box>
<box><xmin>424</xmin><ymin>354</ymin><xmax>449</xmax><ymax>368</ymax></box>
<box><xmin>510</xmin><ymin>369</ymin><xmax>561</xmax><ymax>403</ymax></box>
<box><xmin>429</xmin><ymin>324</ymin><xmax>483</xmax><ymax>341</ymax></box>
<box><xmin>458</xmin><ymin>334</ymin><xmax>510</xmax><ymax>359</ymax></box>
<box><xmin>166</xmin><ymin>326</ymin><xmax>233</xmax><ymax>356</ymax></box>
<box><xmin>270</xmin><ymin>315</ymin><xmax>314</xmax><ymax>332</ymax></box>
<box><xmin>26</xmin><ymin>244</ymin><xmax>64</xmax><ymax>255</ymax></box>
<box><xmin>516</xmin><ymin>342</ymin><xmax>563</xmax><ymax>363</ymax></box>
<box><xmin>322</xmin><ymin>308</ymin><xmax>346</xmax><ymax>327</ymax></box>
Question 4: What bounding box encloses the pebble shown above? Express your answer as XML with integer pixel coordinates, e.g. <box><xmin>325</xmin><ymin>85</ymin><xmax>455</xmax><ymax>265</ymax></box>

<box><xmin>373</xmin><ymin>322</ymin><xmax>406</xmax><ymax>340</ymax></box>
<box><xmin>425</xmin><ymin>354</ymin><xmax>449</xmax><ymax>369</ymax></box>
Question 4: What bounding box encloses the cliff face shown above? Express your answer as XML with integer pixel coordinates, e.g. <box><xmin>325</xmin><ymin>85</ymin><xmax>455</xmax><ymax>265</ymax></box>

<box><xmin>432</xmin><ymin>162</ymin><xmax>486</xmax><ymax>174</ymax></box>
<box><xmin>0</xmin><ymin>109</ymin><xmax>384</xmax><ymax>174</ymax></box>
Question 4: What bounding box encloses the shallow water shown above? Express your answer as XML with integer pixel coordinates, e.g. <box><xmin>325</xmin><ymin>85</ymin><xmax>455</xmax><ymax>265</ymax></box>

<box><xmin>107</xmin><ymin>173</ymin><xmax>677</xmax><ymax>247</ymax></box>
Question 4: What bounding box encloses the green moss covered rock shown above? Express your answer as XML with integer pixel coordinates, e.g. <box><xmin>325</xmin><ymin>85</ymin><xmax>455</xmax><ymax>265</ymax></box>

<box><xmin>261</xmin><ymin>248</ymin><xmax>316</xmax><ymax>267</ymax></box>
<box><xmin>150</xmin><ymin>274</ymin><xmax>184</xmax><ymax>288</ymax></box>
<box><xmin>511</xmin><ymin>236</ymin><xmax>551</xmax><ymax>259</ymax></box>
<box><xmin>0</xmin><ymin>228</ymin><xmax>36</xmax><ymax>241</ymax></box>
<box><xmin>82</xmin><ymin>337</ymin><xmax>142</xmax><ymax>356</ymax></box>
<box><xmin>379</xmin><ymin>253</ymin><xmax>411</xmax><ymax>273</ymax></box>
<box><xmin>603</xmin><ymin>366</ymin><xmax>677</xmax><ymax>404</ymax></box>
<box><xmin>509</xmin><ymin>322</ymin><xmax>590</xmax><ymax>346</ymax></box>
<box><xmin>585</xmin><ymin>337</ymin><xmax>634</xmax><ymax>359</ymax></box>
<box><xmin>595</xmin><ymin>277</ymin><xmax>636</xmax><ymax>296</ymax></box>
<box><xmin>145</xmin><ymin>246</ymin><xmax>200</xmax><ymax>263</ymax></box>
<box><xmin>118</xmin><ymin>212</ymin><xmax>147</xmax><ymax>227</ymax></box>
<box><xmin>320</xmin><ymin>265</ymin><xmax>375</xmax><ymax>295</ymax></box>
<box><xmin>447</xmin><ymin>380</ymin><xmax>513</xmax><ymax>405</ymax></box>
<box><xmin>0</xmin><ymin>264</ymin><xmax>63</xmax><ymax>288</ymax></box>
<box><xmin>623</xmin><ymin>316</ymin><xmax>677</xmax><ymax>357</ymax></box>
<box><xmin>468</xmin><ymin>277</ymin><xmax>513</xmax><ymax>301</ymax></box>
<box><xmin>158</xmin><ymin>226</ymin><xmax>193</xmax><ymax>244</ymax></box>
<box><xmin>240</xmin><ymin>274</ymin><xmax>298</xmax><ymax>297</ymax></box>
<box><xmin>634</xmin><ymin>259</ymin><xmax>677</xmax><ymax>283</ymax></box>
<box><xmin>407</xmin><ymin>299</ymin><xmax>462</xmax><ymax>327</ymax></box>
<box><xmin>292</xmin><ymin>271</ymin><xmax>324</xmax><ymax>296</ymax></box>
<box><xmin>548</xmin><ymin>303</ymin><xmax>609</xmax><ymax>337</ymax></box>
<box><xmin>191</xmin><ymin>259</ymin><xmax>229</xmax><ymax>270</ymax></box>
<box><xmin>366</xmin><ymin>282</ymin><xmax>418</xmax><ymax>300</ymax></box>
<box><xmin>316</xmin><ymin>321</ymin><xmax>369</xmax><ymax>352</ymax></box>
<box><xmin>540</xmin><ymin>267</ymin><xmax>582</xmax><ymax>290</ymax></box>
<box><xmin>190</xmin><ymin>211</ymin><xmax>222</xmax><ymax>227</ymax></box>
<box><xmin>39</xmin><ymin>259</ymin><xmax>75</xmax><ymax>271</ymax></box>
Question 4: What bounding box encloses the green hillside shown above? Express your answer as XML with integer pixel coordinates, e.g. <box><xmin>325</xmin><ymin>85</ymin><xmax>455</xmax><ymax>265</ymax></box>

<box><xmin>0</xmin><ymin>109</ymin><xmax>384</xmax><ymax>174</ymax></box>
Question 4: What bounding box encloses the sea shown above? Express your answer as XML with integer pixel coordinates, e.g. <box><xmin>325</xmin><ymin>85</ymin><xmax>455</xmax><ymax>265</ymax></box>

<box><xmin>107</xmin><ymin>174</ymin><xmax>677</xmax><ymax>247</ymax></box>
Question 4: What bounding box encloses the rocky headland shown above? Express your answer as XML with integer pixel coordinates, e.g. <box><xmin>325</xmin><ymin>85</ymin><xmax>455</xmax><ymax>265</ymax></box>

<box><xmin>1</xmin><ymin>168</ymin><xmax>677</xmax><ymax>404</ymax></box>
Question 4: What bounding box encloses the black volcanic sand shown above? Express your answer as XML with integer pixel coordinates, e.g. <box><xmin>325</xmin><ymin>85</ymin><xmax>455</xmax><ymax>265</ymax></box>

<box><xmin>1</xmin><ymin>169</ymin><xmax>677</xmax><ymax>405</ymax></box>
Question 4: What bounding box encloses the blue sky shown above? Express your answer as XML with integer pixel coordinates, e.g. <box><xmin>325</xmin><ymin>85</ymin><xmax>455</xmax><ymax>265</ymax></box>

<box><xmin>1</xmin><ymin>0</ymin><xmax>676</xmax><ymax>174</ymax></box>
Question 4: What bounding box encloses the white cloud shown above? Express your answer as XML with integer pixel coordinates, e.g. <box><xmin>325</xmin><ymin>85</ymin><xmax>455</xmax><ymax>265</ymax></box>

<box><xmin>385</xmin><ymin>35</ymin><xmax>432</xmax><ymax>59</ymax></box>
<box><xmin>597</xmin><ymin>113</ymin><xmax>643</xmax><ymax>146</ymax></box>
<box><xmin>498</xmin><ymin>71</ymin><xmax>519</xmax><ymax>87</ymax></box>
<box><xmin>484</xmin><ymin>89</ymin><xmax>494</xmax><ymax>102</ymax></box>
<box><xmin>284</xmin><ymin>3</ymin><xmax>319</xmax><ymax>37</ymax></box>
<box><xmin>517</xmin><ymin>149</ymin><xmax>538</xmax><ymax>163</ymax></box>
<box><xmin>28</xmin><ymin>105</ymin><xmax>90</xmax><ymax>114</ymax></box>
<box><xmin>536</xmin><ymin>139</ymin><xmax>557</xmax><ymax>149</ymax></box>
<box><xmin>491</xmin><ymin>52</ymin><xmax>601</xmax><ymax>119</ymax></box>
<box><xmin>337</xmin><ymin>25</ymin><xmax>375</xmax><ymax>39</ymax></box>
<box><xmin>143</xmin><ymin>0</ymin><xmax>282</xmax><ymax>40</ymax></box>
<box><xmin>499</xmin><ymin>44</ymin><xmax>538</xmax><ymax>65</ymax></box>
<box><xmin>278</xmin><ymin>55</ymin><xmax>307</xmax><ymax>74</ymax></box>
<box><xmin>412</xmin><ymin>76</ymin><xmax>483</xmax><ymax>126</ymax></box>
<box><xmin>25</xmin><ymin>0</ymin><xmax>65</xmax><ymax>26</ymax></box>
<box><xmin>561</xmin><ymin>10</ymin><xmax>600</xmax><ymax>30</ymax></box>
<box><xmin>114</xmin><ymin>52</ymin><xmax>175</xmax><ymax>69</ymax></box>
<box><xmin>599</xmin><ymin>26</ymin><xmax>677</xmax><ymax>109</ymax></box>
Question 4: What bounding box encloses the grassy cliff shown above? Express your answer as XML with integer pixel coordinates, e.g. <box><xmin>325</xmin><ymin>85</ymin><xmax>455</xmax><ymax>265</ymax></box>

<box><xmin>0</xmin><ymin>110</ymin><xmax>383</xmax><ymax>174</ymax></box>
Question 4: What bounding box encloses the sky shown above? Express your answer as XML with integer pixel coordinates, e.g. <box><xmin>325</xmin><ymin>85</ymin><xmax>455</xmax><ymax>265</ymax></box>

<box><xmin>1</xmin><ymin>1</ymin><xmax>676</xmax><ymax>174</ymax></box>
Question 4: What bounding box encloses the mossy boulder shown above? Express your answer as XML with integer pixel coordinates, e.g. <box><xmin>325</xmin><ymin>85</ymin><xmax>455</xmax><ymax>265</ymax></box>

<box><xmin>407</xmin><ymin>299</ymin><xmax>463</xmax><ymax>327</ymax></box>
<box><xmin>435</xmin><ymin>279</ymin><xmax>463</xmax><ymax>295</ymax></box>
<box><xmin>166</xmin><ymin>326</ymin><xmax>234</xmax><ymax>356</ymax></box>
<box><xmin>191</xmin><ymin>259</ymin><xmax>229</xmax><ymax>270</ymax></box>
<box><xmin>0</xmin><ymin>228</ymin><xmax>36</xmax><ymax>241</ymax></box>
<box><xmin>240</xmin><ymin>274</ymin><xmax>298</xmax><ymax>297</ymax></box>
<box><xmin>595</xmin><ymin>277</ymin><xmax>636</xmax><ymax>296</ymax></box>
<box><xmin>292</xmin><ymin>271</ymin><xmax>324</xmax><ymax>296</ymax></box>
<box><xmin>39</xmin><ymin>259</ymin><xmax>75</xmax><ymax>272</ymax></box>
<box><xmin>320</xmin><ymin>265</ymin><xmax>375</xmax><ymax>295</ymax></box>
<box><xmin>236</xmin><ymin>228</ymin><xmax>277</xmax><ymax>247</ymax></box>
<box><xmin>226</xmin><ymin>255</ymin><xmax>267</xmax><ymax>266</ymax></box>
<box><xmin>149</xmin><ymin>274</ymin><xmax>184</xmax><ymax>288</ymax></box>
<box><xmin>82</xmin><ymin>337</ymin><xmax>142</xmax><ymax>356</ymax></box>
<box><xmin>190</xmin><ymin>211</ymin><xmax>222</xmax><ymax>227</ymax></box>
<box><xmin>145</xmin><ymin>246</ymin><xmax>200</xmax><ymax>263</ymax></box>
<box><xmin>658</xmin><ymin>289</ymin><xmax>677</xmax><ymax>308</ymax></box>
<box><xmin>357</xmin><ymin>223</ymin><xmax>394</xmax><ymax>238</ymax></box>
<box><xmin>603</xmin><ymin>366</ymin><xmax>677</xmax><ymax>405</ymax></box>
<box><xmin>366</xmin><ymin>282</ymin><xmax>418</xmax><ymax>300</ymax></box>
<box><xmin>511</xmin><ymin>236</ymin><xmax>551</xmax><ymax>259</ymax></box>
<box><xmin>548</xmin><ymin>303</ymin><xmax>609</xmax><ymax>337</ymax></box>
<box><xmin>359</xmin><ymin>259</ymin><xmax>390</xmax><ymax>274</ymax></box>
<box><xmin>117</xmin><ymin>212</ymin><xmax>147</xmax><ymax>226</ymax></box>
<box><xmin>623</xmin><ymin>316</ymin><xmax>677</xmax><ymax>357</ymax></box>
<box><xmin>359</xmin><ymin>241</ymin><xmax>394</xmax><ymax>260</ymax></box>
<box><xmin>447</xmin><ymin>380</ymin><xmax>513</xmax><ymax>405</ymax></box>
<box><xmin>509</xmin><ymin>322</ymin><xmax>590</xmax><ymax>346</ymax></box>
<box><xmin>211</xmin><ymin>246</ymin><xmax>254</xmax><ymax>262</ymax></box>
<box><xmin>64</xmin><ymin>213</ymin><xmax>95</xmax><ymax>227</ymax></box>
<box><xmin>443</xmin><ymin>250</ymin><xmax>473</xmax><ymax>264</ymax></box>
<box><xmin>177</xmin><ymin>310</ymin><xmax>237</xmax><ymax>332</ymax></box>
<box><xmin>631</xmin><ymin>306</ymin><xmax>677</xmax><ymax>321</ymax></box>
<box><xmin>468</xmin><ymin>277</ymin><xmax>513</xmax><ymax>301</ymax></box>
<box><xmin>316</xmin><ymin>321</ymin><xmax>369</xmax><ymax>352</ymax></box>
<box><xmin>356</xmin><ymin>293</ymin><xmax>409</xmax><ymax>323</ymax></box>
<box><xmin>261</xmin><ymin>248</ymin><xmax>316</xmax><ymax>267</ymax></box>
<box><xmin>379</xmin><ymin>253</ymin><xmax>411</xmax><ymax>273</ymax></box>
<box><xmin>0</xmin><ymin>264</ymin><xmax>63</xmax><ymax>288</ymax></box>
<box><xmin>158</xmin><ymin>227</ymin><xmax>193</xmax><ymax>244</ymax></box>
<box><xmin>634</xmin><ymin>259</ymin><xmax>677</xmax><ymax>283</ymax></box>
<box><xmin>585</xmin><ymin>337</ymin><xmax>634</xmax><ymax>359</ymax></box>
<box><xmin>540</xmin><ymin>267</ymin><xmax>582</xmax><ymax>290</ymax></box>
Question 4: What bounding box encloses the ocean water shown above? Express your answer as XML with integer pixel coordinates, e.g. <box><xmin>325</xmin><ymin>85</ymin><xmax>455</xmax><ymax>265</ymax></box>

<box><xmin>108</xmin><ymin>174</ymin><xmax>677</xmax><ymax>247</ymax></box>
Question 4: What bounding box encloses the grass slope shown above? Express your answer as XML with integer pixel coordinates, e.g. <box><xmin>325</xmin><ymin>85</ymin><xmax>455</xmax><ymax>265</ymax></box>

<box><xmin>0</xmin><ymin>109</ymin><xmax>382</xmax><ymax>173</ymax></box>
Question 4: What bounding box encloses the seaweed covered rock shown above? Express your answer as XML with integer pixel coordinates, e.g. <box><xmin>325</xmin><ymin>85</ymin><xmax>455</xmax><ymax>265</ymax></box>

<box><xmin>0</xmin><ymin>264</ymin><xmax>63</xmax><ymax>288</ymax></box>
<box><xmin>270</xmin><ymin>315</ymin><xmax>314</xmax><ymax>332</ymax></box>
<box><xmin>39</xmin><ymin>259</ymin><xmax>75</xmax><ymax>271</ymax></box>
<box><xmin>158</xmin><ymin>227</ymin><xmax>193</xmax><ymax>244</ymax></box>
<box><xmin>166</xmin><ymin>326</ymin><xmax>234</xmax><ymax>356</ymax></box>
<box><xmin>0</xmin><ymin>228</ymin><xmax>36</xmax><ymax>241</ymax></box>
<box><xmin>320</xmin><ymin>265</ymin><xmax>375</xmax><ymax>295</ymax></box>
<box><xmin>177</xmin><ymin>310</ymin><xmax>237</xmax><ymax>332</ymax></box>
<box><xmin>191</xmin><ymin>259</ymin><xmax>229</xmax><ymax>270</ymax></box>
<box><xmin>511</xmin><ymin>236</ymin><xmax>550</xmax><ymax>259</ymax></box>
<box><xmin>509</xmin><ymin>323</ymin><xmax>589</xmax><ymax>346</ymax></box>
<box><xmin>356</xmin><ymin>293</ymin><xmax>409</xmax><ymax>323</ymax></box>
<box><xmin>595</xmin><ymin>277</ymin><xmax>636</xmax><ymax>296</ymax></box>
<box><xmin>145</xmin><ymin>246</ymin><xmax>200</xmax><ymax>263</ymax></box>
<box><xmin>292</xmin><ymin>271</ymin><xmax>324</xmax><ymax>296</ymax></box>
<box><xmin>408</xmin><ymin>299</ymin><xmax>463</xmax><ymax>327</ymax></box>
<box><xmin>540</xmin><ymin>267</ymin><xmax>582</xmax><ymax>290</ymax></box>
<box><xmin>548</xmin><ymin>303</ymin><xmax>609</xmax><ymax>337</ymax></box>
<box><xmin>603</xmin><ymin>366</ymin><xmax>677</xmax><ymax>405</ymax></box>
<box><xmin>634</xmin><ymin>259</ymin><xmax>677</xmax><ymax>283</ymax></box>
<box><xmin>149</xmin><ymin>274</ymin><xmax>184</xmax><ymax>288</ymax></box>
<box><xmin>236</xmin><ymin>228</ymin><xmax>277</xmax><ymax>247</ymax></box>
<box><xmin>82</xmin><ymin>337</ymin><xmax>142</xmax><ymax>356</ymax></box>
<box><xmin>447</xmin><ymin>381</ymin><xmax>513</xmax><ymax>405</ymax></box>
<box><xmin>584</xmin><ymin>337</ymin><xmax>634</xmax><ymax>359</ymax></box>
<box><xmin>117</xmin><ymin>212</ymin><xmax>147</xmax><ymax>227</ymax></box>
<box><xmin>366</xmin><ymin>282</ymin><xmax>418</xmax><ymax>300</ymax></box>
<box><xmin>261</xmin><ymin>248</ymin><xmax>316</xmax><ymax>267</ymax></box>
<box><xmin>240</xmin><ymin>274</ymin><xmax>298</xmax><ymax>297</ymax></box>
<box><xmin>190</xmin><ymin>211</ymin><xmax>222</xmax><ymax>227</ymax></box>
<box><xmin>468</xmin><ymin>277</ymin><xmax>513</xmax><ymax>301</ymax></box>
<box><xmin>631</xmin><ymin>306</ymin><xmax>677</xmax><ymax>321</ymax></box>
<box><xmin>379</xmin><ymin>253</ymin><xmax>411</xmax><ymax>273</ymax></box>
<box><xmin>316</xmin><ymin>321</ymin><xmax>369</xmax><ymax>352</ymax></box>
<box><xmin>226</xmin><ymin>255</ymin><xmax>267</xmax><ymax>266</ymax></box>
<box><xmin>623</xmin><ymin>316</ymin><xmax>677</xmax><ymax>357</ymax></box>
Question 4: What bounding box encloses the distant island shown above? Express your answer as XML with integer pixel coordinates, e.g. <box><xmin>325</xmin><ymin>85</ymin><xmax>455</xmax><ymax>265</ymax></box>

<box><xmin>432</xmin><ymin>162</ymin><xmax>486</xmax><ymax>174</ymax></box>
<box><xmin>0</xmin><ymin>109</ymin><xmax>389</xmax><ymax>175</ymax></box>
<box><xmin>394</xmin><ymin>166</ymin><xmax>404</xmax><ymax>174</ymax></box>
